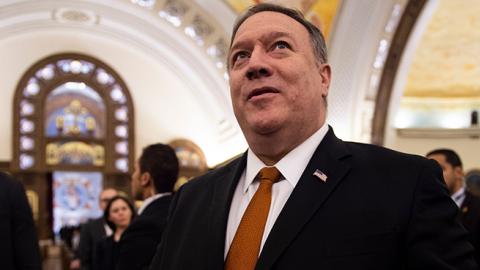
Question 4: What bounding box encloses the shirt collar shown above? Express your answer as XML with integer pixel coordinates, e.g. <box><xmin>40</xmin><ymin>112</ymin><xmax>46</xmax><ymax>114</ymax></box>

<box><xmin>104</xmin><ymin>223</ymin><xmax>113</xmax><ymax>236</ymax></box>
<box><xmin>137</xmin><ymin>192</ymin><xmax>171</xmax><ymax>215</ymax></box>
<box><xmin>451</xmin><ymin>185</ymin><xmax>466</xmax><ymax>207</ymax></box>
<box><xmin>244</xmin><ymin>123</ymin><xmax>329</xmax><ymax>193</ymax></box>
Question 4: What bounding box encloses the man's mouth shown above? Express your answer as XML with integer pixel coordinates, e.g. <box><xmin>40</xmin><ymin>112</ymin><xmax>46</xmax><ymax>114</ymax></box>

<box><xmin>247</xmin><ymin>87</ymin><xmax>280</xmax><ymax>100</ymax></box>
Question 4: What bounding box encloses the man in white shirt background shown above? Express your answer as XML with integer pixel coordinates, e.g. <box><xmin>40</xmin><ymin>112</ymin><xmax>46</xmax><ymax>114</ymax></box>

<box><xmin>427</xmin><ymin>148</ymin><xmax>480</xmax><ymax>264</ymax></box>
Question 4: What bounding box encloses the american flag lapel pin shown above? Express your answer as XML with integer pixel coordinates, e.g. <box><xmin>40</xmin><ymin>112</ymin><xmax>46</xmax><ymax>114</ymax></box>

<box><xmin>313</xmin><ymin>169</ymin><xmax>328</xmax><ymax>182</ymax></box>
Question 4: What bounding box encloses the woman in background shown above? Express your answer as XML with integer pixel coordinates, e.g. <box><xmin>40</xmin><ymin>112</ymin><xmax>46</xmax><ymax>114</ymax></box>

<box><xmin>94</xmin><ymin>195</ymin><xmax>135</xmax><ymax>270</ymax></box>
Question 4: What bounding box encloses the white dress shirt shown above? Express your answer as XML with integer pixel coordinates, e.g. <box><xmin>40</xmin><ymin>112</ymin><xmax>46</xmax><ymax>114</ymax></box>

<box><xmin>451</xmin><ymin>186</ymin><xmax>466</xmax><ymax>208</ymax></box>
<box><xmin>224</xmin><ymin>123</ymin><xmax>329</xmax><ymax>258</ymax></box>
<box><xmin>104</xmin><ymin>223</ymin><xmax>113</xmax><ymax>236</ymax></box>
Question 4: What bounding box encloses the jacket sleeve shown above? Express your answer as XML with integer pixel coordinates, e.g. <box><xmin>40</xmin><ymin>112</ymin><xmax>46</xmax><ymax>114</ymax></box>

<box><xmin>406</xmin><ymin>159</ymin><xmax>478</xmax><ymax>269</ymax></box>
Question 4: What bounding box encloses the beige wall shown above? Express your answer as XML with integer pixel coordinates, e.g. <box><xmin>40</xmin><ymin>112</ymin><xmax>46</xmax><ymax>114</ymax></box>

<box><xmin>387</xmin><ymin>135</ymin><xmax>480</xmax><ymax>172</ymax></box>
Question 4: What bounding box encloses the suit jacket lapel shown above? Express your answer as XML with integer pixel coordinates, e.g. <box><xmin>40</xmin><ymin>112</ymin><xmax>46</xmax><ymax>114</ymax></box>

<box><xmin>256</xmin><ymin>128</ymin><xmax>352</xmax><ymax>270</ymax></box>
<box><xmin>207</xmin><ymin>153</ymin><xmax>247</xmax><ymax>270</ymax></box>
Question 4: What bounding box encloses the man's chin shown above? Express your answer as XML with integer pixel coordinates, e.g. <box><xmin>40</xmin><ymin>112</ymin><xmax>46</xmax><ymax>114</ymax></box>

<box><xmin>238</xmin><ymin>116</ymin><xmax>284</xmax><ymax>138</ymax></box>
<box><xmin>251</xmin><ymin>122</ymin><xmax>282</xmax><ymax>136</ymax></box>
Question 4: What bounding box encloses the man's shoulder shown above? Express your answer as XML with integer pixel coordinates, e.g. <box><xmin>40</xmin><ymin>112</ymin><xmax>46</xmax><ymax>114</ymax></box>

<box><xmin>0</xmin><ymin>172</ymin><xmax>26</xmax><ymax>209</ymax></box>
<box><xmin>140</xmin><ymin>195</ymin><xmax>172</xmax><ymax>217</ymax></box>
<box><xmin>323</xmin><ymin>128</ymin><xmax>429</xmax><ymax>167</ymax></box>
<box><xmin>88</xmin><ymin>216</ymin><xmax>104</xmax><ymax>225</ymax></box>
<box><xmin>122</xmin><ymin>207</ymin><xmax>168</xmax><ymax>239</ymax></box>
<box><xmin>0</xmin><ymin>172</ymin><xmax>21</xmax><ymax>193</ymax></box>
<box><xmin>344</xmin><ymin>141</ymin><xmax>429</xmax><ymax>165</ymax></box>
<box><xmin>82</xmin><ymin>217</ymin><xmax>104</xmax><ymax>231</ymax></box>
<box><xmin>0</xmin><ymin>171</ymin><xmax>14</xmax><ymax>186</ymax></box>
<box><xmin>124</xmin><ymin>214</ymin><xmax>159</xmax><ymax>234</ymax></box>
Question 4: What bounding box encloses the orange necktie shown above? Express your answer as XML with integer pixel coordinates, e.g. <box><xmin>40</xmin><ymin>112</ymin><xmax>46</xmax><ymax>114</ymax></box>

<box><xmin>225</xmin><ymin>167</ymin><xmax>281</xmax><ymax>270</ymax></box>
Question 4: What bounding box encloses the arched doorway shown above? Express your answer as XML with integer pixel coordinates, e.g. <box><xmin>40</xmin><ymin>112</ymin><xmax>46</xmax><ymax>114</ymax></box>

<box><xmin>12</xmin><ymin>53</ymin><xmax>134</xmax><ymax>239</ymax></box>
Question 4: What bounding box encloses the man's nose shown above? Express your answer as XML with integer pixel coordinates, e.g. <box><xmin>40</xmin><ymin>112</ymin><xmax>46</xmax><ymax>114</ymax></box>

<box><xmin>246</xmin><ymin>49</ymin><xmax>272</xmax><ymax>80</ymax></box>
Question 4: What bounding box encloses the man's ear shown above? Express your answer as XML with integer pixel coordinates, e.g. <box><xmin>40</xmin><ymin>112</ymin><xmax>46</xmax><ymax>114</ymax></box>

<box><xmin>318</xmin><ymin>63</ymin><xmax>331</xmax><ymax>98</ymax></box>
<box><xmin>140</xmin><ymin>172</ymin><xmax>152</xmax><ymax>187</ymax></box>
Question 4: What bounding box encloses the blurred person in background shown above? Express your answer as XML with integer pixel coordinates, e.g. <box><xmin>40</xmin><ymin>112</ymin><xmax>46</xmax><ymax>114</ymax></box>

<box><xmin>77</xmin><ymin>188</ymin><xmax>118</xmax><ymax>270</ymax></box>
<box><xmin>116</xmin><ymin>143</ymin><xmax>179</xmax><ymax>270</ymax></box>
<box><xmin>94</xmin><ymin>195</ymin><xmax>135</xmax><ymax>270</ymax></box>
<box><xmin>427</xmin><ymin>148</ymin><xmax>480</xmax><ymax>263</ymax></box>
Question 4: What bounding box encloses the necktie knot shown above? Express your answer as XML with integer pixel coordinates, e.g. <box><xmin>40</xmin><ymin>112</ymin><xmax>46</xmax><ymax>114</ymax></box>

<box><xmin>258</xmin><ymin>167</ymin><xmax>281</xmax><ymax>184</ymax></box>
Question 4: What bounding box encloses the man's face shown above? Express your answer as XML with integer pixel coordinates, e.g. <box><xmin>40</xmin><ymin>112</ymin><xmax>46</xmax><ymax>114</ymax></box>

<box><xmin>130</xmin><ymin>159</ymin><xmax>143</xmax><ymax>200</ymax></box>
<box><xmin>228</xmin><ymin>11</ymin><xmax>330</xmax><ymax>143</ymax></box>
<box><xmin>99</xmin><ymin>189</ymin><xmax>117</xmax><ymax>211</ymax></box>
<box><xmin>428</xmin><ymin>154</ymin><xmax>462</xmax><ymax>194</ymax></box>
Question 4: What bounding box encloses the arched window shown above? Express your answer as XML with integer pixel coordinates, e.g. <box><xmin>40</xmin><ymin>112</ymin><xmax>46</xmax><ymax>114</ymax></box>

<box><xmin>169</xmin><ymin>139</ymin><xmax>207</xmax><ymax>191</ymax></box>
<box><xmin>12</xmin><ymin>53</ymin><xmax>134</xmax><ymax>237</ymax></box>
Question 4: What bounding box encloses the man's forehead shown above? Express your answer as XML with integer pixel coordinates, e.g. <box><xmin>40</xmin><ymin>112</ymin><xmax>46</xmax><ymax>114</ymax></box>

<box><xmin>232</xmin><ymin>11</ymin><xmax>306</xmax><ymax>43</ymax></box>
<box><xmin>230</xmin><ymin>31</ymin><xmax>291</xmax><ymax>52</ymax></box>
<box><xmin>100</xmin><ymin>189</ymin><xmax>117</xmax><ymax>198</ymax></box>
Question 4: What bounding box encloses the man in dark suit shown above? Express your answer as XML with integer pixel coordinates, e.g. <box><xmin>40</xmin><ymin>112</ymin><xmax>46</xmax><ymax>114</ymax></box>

<box><xmin>116</xmin><ymin>143</ymin><xmax>179</xmax><ymax>270</ymax></box>
<box><xmin>78</xmin><ymin>188</ymin><xmax>117</xmax><ymax>270</ymax></box>
<box><xmin>427</xmin><ymin>148</ymin><xmax>480</xmax><ymax>263</ymax></box>
<box><xmin>0</xmin><ymin>172</ymin><xmax>41</xmax><ymax>270</ymax></box>
<box><xmin>149</xmin><ymin>3</ymin><xmax>477</xmax><ymax>270</ymax></box>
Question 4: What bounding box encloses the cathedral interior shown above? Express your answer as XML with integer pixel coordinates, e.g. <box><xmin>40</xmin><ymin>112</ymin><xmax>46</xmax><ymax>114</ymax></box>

<box><xmin>0</xmin><ymin>0</ymin><xmax>479</xmax><ymax>268</ymax></box>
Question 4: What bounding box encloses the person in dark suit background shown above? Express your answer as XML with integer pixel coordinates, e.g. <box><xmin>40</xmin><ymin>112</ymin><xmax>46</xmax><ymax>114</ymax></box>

<box><xmin>116</xmin><ymin>143</ymin><xmax>179</xmax><ymax>270</ymax></box>
<box><xmin>148</xmin><ymin>3</ymin><xmax>478</xmax><ymax>270</ymax></box>
<box><xmin>427</xmin><ymin>148</ymin><xmax>480</xmax><ymax>263</ymax></box>
<box><xmin>0</xmin><ymin>172</ymin><xmax>41</xmax><ymax>270</ymax></box>
<box><xmin>94</xmin><ymin>195</ymin><xmax>135</xmax><ymax>270</ymax></box>
<box><xmin>78</xmin><ymin>188</ymin><xmax>117</xmax><ymax>270</ymax></box>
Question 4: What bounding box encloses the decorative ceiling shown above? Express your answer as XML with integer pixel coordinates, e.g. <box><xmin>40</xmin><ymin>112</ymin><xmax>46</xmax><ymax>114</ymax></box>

<box><xmin>404</xmin><ymin>0</ymin><xmax>480</xmax><ymax>99</ymax></box>
<box><xmin>223</xmin><ymin>0</ymin><xmax>341</xmax><ymax>40</ymax></box>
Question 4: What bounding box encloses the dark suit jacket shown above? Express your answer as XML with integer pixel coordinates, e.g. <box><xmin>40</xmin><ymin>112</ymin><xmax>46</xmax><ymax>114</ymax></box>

<box><xmin>460</xmin><ymin>191</ymin><xmax>480</xmax><ymax>264</ymax></box>
<box><xmin>93</xmin><ymin>235</ymin><xmax>119</xmax><ymax>270</ymax></box>
<box><xmin>0</xmin><ymin>172</ymin><xmax>41</xmax><ymax>270</ymax></box>
<box><xmin>79</xmin><ymin>217</ymin><xmax>107</xmax><ymax>270</ymax></box>
<box><xmin>116</xmin><ymin>195</ymin><xmax>172</xmax><ymax>270</ymax></box>
<box><xmin>149</xmin><ymin>128</ymin><xmax>478</xmax><ymax>270</ymax></box>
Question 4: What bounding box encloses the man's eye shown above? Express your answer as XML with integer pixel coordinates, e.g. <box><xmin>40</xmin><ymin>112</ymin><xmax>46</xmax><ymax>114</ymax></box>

<box><xmin>234</xmin><ymin>51</ymin><xmax>249</xmax><ymax>62</ymax></box>
<box><xmin>273</xmin><ymin>41</ymin><xmax>290</xmax><ymax>50</ymax></box>
<box><xmin>230</xmin><ymin>51</ymin><xmax>249</xmax><ymax>67</ymax></box>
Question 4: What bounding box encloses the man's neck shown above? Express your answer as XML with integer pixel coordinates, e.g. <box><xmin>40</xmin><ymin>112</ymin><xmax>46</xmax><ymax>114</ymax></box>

<box><xmin>141</xmin><ymin>187</ymin><xmax>156</xmax><ymax>200</ymax></box>
<box><xmin>247</xmin><ymin>123</ymin><xmax>323</xmax><ymax>166</ymax></box>
<box><xmin>137</xmin><ymin>192</ymin><xmax>171</xmax><ymax>215</ymax></box>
